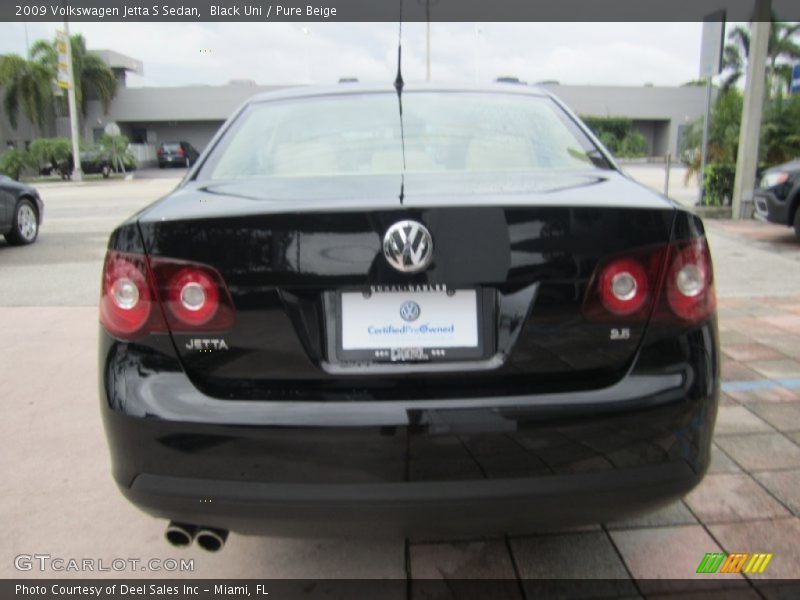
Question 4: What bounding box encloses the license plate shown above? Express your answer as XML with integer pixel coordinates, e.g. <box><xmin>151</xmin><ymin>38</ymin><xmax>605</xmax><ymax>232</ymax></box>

<box><xmin>338</xmin><ymin>288</ymin><xmax>480</xmax><ymax>361</ymax></box>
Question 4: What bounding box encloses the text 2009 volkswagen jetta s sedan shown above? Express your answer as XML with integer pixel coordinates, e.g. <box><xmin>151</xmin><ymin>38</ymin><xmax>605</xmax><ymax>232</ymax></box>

<box><xmin>99</xmin><ymin>84</ymin><xmax>718</xmax><ymax>551</ymax></box>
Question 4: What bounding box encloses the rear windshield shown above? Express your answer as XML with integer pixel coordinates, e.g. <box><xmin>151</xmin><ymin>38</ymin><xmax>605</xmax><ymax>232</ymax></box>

<box><xmin>201</xmin><ymin>92</ymin><xmax>609</xmax><ymax>180</ymax></box>
<box><xmin>161</xmin><ymin>143</ymin><xmax>181</xmax><ymax>151</ymax></box>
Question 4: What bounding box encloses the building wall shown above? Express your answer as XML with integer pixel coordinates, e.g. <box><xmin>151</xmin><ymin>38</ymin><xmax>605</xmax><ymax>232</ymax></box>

<box><xmin>3</xmin><ymin>82</ymin><xmax>709</xmax><ymax>163</ymax></box>
<box><xmin>540</xmin><ymin>83</ymin><xmax>709</xmax><ymax>157</ymax></box>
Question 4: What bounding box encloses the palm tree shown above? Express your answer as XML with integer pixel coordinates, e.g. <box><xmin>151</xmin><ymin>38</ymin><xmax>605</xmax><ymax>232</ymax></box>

<box><xmin>30</xmin><ymin>33</ymin><xmax>117</xmax><ymax>117</ymax></box>
<box><xmin>721</xmin><ymin>18</ymin><xmax>800</xmax><ymax>96</ymax></box>
<box><xmin>0</xmin><ymin>54</ymin><xmax>52</xmax><ymax>130</ymax></box>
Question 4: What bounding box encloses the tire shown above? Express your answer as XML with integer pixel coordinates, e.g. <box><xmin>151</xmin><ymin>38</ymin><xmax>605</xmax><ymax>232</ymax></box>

<box><xmin>4</xmin><ymin>198</ymin><xmax>38</xmax><ymax>245</ymax></box>
<box><xmin>102</xmin><ymin>164</ymin><xmax>111</xmax><ymax>178</ymax></box>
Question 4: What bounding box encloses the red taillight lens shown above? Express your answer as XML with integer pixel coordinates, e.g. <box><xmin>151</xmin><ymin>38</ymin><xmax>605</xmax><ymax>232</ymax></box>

<box><xmin>665</xmin><ymin>238</ymin><xmax>715</xmax><ymax>323</ymax></box>
<box><xmin>584</xmin><ymin>245</ymin><xmax>665</xmax><ymax>321</ymax></box>
<box><xmin>100</xmin><ymin>251</ymin><xmax>160</xmax><ymax>338</ymax></box>
<box><xmin>598</xmin><ymin>258</ymin><xmax>649</xmax><ymax>316</ymax></box>
<box><xmin>150</xmin><ymin>259</ymin><xmax>235</xmax><ymax>332</ymax></box>
<box><xmin>100</xmin><ymin>251</ymin><xmax>235</xmax><ymax>339</ymax></box>
<box><xmin>175</xmin><ymin>148</ymin><xmax>185</xmax><ymax>157</ymax></box>
<box><xmin>165</xmin><ymin>268</ymin><xmax>220</xmax><ymax>327</ymax></box>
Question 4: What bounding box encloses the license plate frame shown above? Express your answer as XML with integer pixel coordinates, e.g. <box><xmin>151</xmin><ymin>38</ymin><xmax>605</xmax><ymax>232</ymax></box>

<box><xmin>331</xmin><ymin>286</ymin><xmax>494</xmax><ymax>363</ymax></box>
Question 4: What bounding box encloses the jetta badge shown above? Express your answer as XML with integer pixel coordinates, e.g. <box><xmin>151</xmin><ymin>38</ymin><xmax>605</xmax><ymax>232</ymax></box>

<box><xmin>383</xmin><ymin>220</ymin><xmax>433</xmax><ymax>273</ymax></box>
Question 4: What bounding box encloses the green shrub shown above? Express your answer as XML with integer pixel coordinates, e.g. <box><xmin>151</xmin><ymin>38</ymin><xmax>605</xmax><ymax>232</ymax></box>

<box><xmin>597</xmin><ymin>131</ymin><xmax>620</xmax><ymax>154</ymax></box>
<box><xmin>618</xmin><ymin>131</ymin><xmax>649</xmax><ymax>158</ymax></box>
<box><xmin>0</xmin><ymin>148</ymin><xmax>32</xmax><ymax>180</ymax></box>
<box><xmin>28</xmin><ymin>137</ymin><xmax>72</xmax><ymax>168</ymax></box>
<box><xmin>582</xmin><ymin>117</ymin><xmax>651</xmax><ymax>157</ymax></box>
<box><xmin>582</xmin><ymin>116</ymin><xmax>633</xmax><ymax>141</ymax></box>
<box><xmin>702</xmin><ymin>164</ymin><xmax>736</xmax><ymax>206</ymax></box>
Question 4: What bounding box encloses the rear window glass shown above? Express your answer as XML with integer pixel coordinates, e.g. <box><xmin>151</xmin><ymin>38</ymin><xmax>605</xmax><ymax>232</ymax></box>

<box><xmin>161</xmin><ymin>143</ymin><xmax>181</xmax><ymax>151</ymax></box>
<box><xmin>202</xmin><ymin>92</ymin><xmax>608</xmax><ymax>180</ymax></box>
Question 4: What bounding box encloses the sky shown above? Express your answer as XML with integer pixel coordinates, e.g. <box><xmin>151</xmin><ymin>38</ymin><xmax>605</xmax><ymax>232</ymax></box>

<box><xmin>0</xmin><ymin>22</ymin><xmax>709</xmax><ymax>88</ymax></box>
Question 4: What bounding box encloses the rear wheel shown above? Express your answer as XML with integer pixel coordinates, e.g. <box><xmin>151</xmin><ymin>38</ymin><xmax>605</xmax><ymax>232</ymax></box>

<box><xmin>5</xmin><ymin>198</ymin><xmax>38</xmax><ymax>245</ymax></box>
<box><xmin>102</xmin><ymin>164</ymin><xmax>111</xmax><ymax>178</ymax></box>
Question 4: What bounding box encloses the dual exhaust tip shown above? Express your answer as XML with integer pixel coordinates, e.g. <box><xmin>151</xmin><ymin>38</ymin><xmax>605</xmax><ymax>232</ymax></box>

<box><xmin>165</xmin><ymin>522</ymin><xmax>228</xmax><ymax>552</ymax></box>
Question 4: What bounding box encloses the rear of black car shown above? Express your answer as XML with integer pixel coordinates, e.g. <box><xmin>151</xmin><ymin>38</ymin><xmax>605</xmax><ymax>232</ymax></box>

<box><xmin>99</xmin><ymin>85</ymin><xmax>719</xmax><ymax>539</ymax></box>
<box><xmin>157</xmin><ymin>141</ymin><xmax>198</xmax><ymax>168</ymax></box>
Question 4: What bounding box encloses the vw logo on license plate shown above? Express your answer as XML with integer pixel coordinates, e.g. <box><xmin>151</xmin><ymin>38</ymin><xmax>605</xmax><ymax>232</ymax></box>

<box><xmin>399</xmin><ymin>300</ymin><xmax>421</xmax><ymax>322</ymax></box>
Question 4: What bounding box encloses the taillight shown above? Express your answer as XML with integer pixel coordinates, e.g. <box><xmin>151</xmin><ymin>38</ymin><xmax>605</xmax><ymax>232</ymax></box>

<box><xmin>583</xmin><ymin>245</ymin><xmax>665</xmax><ymax>322</ymax></box>
<box><xmin>175</xmin><ymin>147</ymin><xmax>185</xmax><ymax>157</ymax></box>
<box><xmin>99</xmin><ymin>251</ymin><xmax>234</xmax><ymax>340</ymax></box>
<box><xmin>151</xmin><ymin>260</ymin><xmax>234</xmax><ymax>331</ymax></box>
<box><xmin>584</xmin><ymin>237</ymin><xmax>715</xmax><ymax>325</ymax></box>
<box><xmin>598</xmin><ymin>258</ymin><xmax>649</xmax><ymax>316</ymax></box>
<box><xmin>100</xmin><ymin>251</ymin><xmax>161</xmax><ymax>338</ymax></box>
<box><xmin>664</xmin><ymin>238</ymin><xmax>715</xmax><ymax>323</ymax></box>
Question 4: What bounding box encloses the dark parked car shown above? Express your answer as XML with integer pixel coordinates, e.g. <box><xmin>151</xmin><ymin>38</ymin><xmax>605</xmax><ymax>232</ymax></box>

<box><xmin>99</xmin><ymin>84</ymin><xmax>719</xmax><ymax>550</ymax></box>
<box><xmin>754</xmin><ymin>159</ymin><xmax>800</xmax><ymax>238</ymax></box>
<box><xmin>58</xmin><ymin>150</ymin><xmax>114</xmax><ymax>179</ymax></box>
<box><xmin>157</xmin><ymin>141</ymin><xmax>199</xmax><ymax>168</ymax></box>
<box><xmin>0</xmin><ymin>175</ymin><xmax>43</xmax><ymax>245</ymax></box>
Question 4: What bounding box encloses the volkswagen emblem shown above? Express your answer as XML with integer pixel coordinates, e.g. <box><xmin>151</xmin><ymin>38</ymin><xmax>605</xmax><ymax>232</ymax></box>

<box><xmin>399</xmin><ymin>300</ymin><xmax>421</xmax><ymax>322</ymax></box>
<box><xmin>383</xmin><ymin>220</ymin><xmax>433</xmax><ymax>273</ymax></box>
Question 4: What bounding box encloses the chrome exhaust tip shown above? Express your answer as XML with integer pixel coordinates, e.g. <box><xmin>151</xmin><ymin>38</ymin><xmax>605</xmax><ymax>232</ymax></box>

<box><xmin>196</xmin><ymin>527</ymin><xmax>228</xmax><ymax>552</ymax></box>
<box><xmin>165</xmin><ymin>522</ymin><xmax>196</xmax><ymax>547</ymax></box>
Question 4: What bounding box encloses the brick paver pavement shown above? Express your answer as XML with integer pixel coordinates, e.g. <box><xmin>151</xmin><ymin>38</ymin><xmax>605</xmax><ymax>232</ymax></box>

<box><xmin>408</xmin><ymin>219</ymin><xmax>800</xmax><ymax>591</ymax></box>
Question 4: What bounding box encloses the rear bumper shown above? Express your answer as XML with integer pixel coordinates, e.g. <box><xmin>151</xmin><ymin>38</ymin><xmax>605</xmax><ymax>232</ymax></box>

<box><xmin>125</xmin><ymin>461</ymin><xmax>701</xmax><ymax>537</ymax></box>
<box><xmin>100</xmin><ymin>321</ymin><xmax>719</xmax><ymax>536</ymax></box>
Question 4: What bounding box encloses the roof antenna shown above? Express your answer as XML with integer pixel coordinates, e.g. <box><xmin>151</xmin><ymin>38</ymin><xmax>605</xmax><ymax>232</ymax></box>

<box><xmin>395</xmin><ymin>0</ymin><xmax>406</xmax><ymax>205</ymax></box>
<box><xmin>394</xmin><ymin>0</ymin><xmax>404</xmax><ymax>96</ymax></box>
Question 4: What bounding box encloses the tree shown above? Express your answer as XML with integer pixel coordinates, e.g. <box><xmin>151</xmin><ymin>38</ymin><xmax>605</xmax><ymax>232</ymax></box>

<box><xmin>98</xmin><ymin>133</ymin><xmax>134</xmax><ymax>173</ymax></box>
<box><xmin>761</xmin><ymin>95</ymin><xmax>800</xmax><ymax>164</ymax></box>
<box><xmin>681</xmin><ymin>88</ymin><xmax>744</xmax><ymax>178</ymax></box>
<box><xmin>0</xmin><ymin>54</ymin><xmax>52</xmax><ymax>130</ymax></box>
<box><xmin>30</xmin><ymin>33</ymin><xmax>117</xmax><ymax>116</ymax></box>
<box><xmin>721</xmin><ymin>19</ymin><xmax>800</xmax><ymax>96</ymax></box>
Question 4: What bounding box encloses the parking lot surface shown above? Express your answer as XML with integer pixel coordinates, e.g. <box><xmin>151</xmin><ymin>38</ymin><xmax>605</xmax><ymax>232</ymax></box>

<box><xmin>1</xmin><ymin>173</ymin><xmax>798</xmax><ymax>591</ymax></box>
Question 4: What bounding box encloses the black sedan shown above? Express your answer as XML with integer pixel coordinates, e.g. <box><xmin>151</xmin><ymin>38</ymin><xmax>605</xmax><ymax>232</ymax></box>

<box><xmin>754</xmin><ymin>159</ymin><xmax>800</xmax><ymax>238</ymax></box>
<box><xmin>99</xmin><ymin>84</ymin><xmax>719</xmax><ymax>550</ymax></box>
<box><xmin>57</xmin><ymin>150</ymin><xmax>114</xmax><ymax>179</ymax></box>
<box><xmin>0</xmin><ymin>175</ymin><xmax>43</xmax><ymax>245</ymax></box>
<box><xmin>157</xmin><ymin>141</ymin><xmax>200</xmax><ymax>168</ymax></box>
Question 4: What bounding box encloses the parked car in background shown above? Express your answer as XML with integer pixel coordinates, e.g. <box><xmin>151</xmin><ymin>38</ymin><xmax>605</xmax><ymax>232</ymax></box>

<box><xmin>58</xmin><ymin>150</ymin><xmax>114</xmax><ymax>179</ymax></box>
<box><xmin>157</xmin><ymin>141</ymin><xmax>200</xmax><ymax>168</ymax></box>
<box><xmin>754</xmin><ymin>159</ymin><xmax>800</xmax><ymax>239</ymax></box>
<box><xmin>100</xmin><ymin>84</ymin><xmax>719</xmax><ymax>548</ymax></box>
<box><xmin>0</xmin><ymin>176</ymin><xmax>43</xmax><ymax>245</ymax></box>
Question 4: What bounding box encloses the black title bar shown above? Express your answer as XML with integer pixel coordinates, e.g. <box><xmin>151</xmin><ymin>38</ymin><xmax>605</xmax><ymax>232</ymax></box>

<box><xmin>3</xmin><ymin>0</ymin><xmax>800</xmax><ymax>23</ymax></box>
